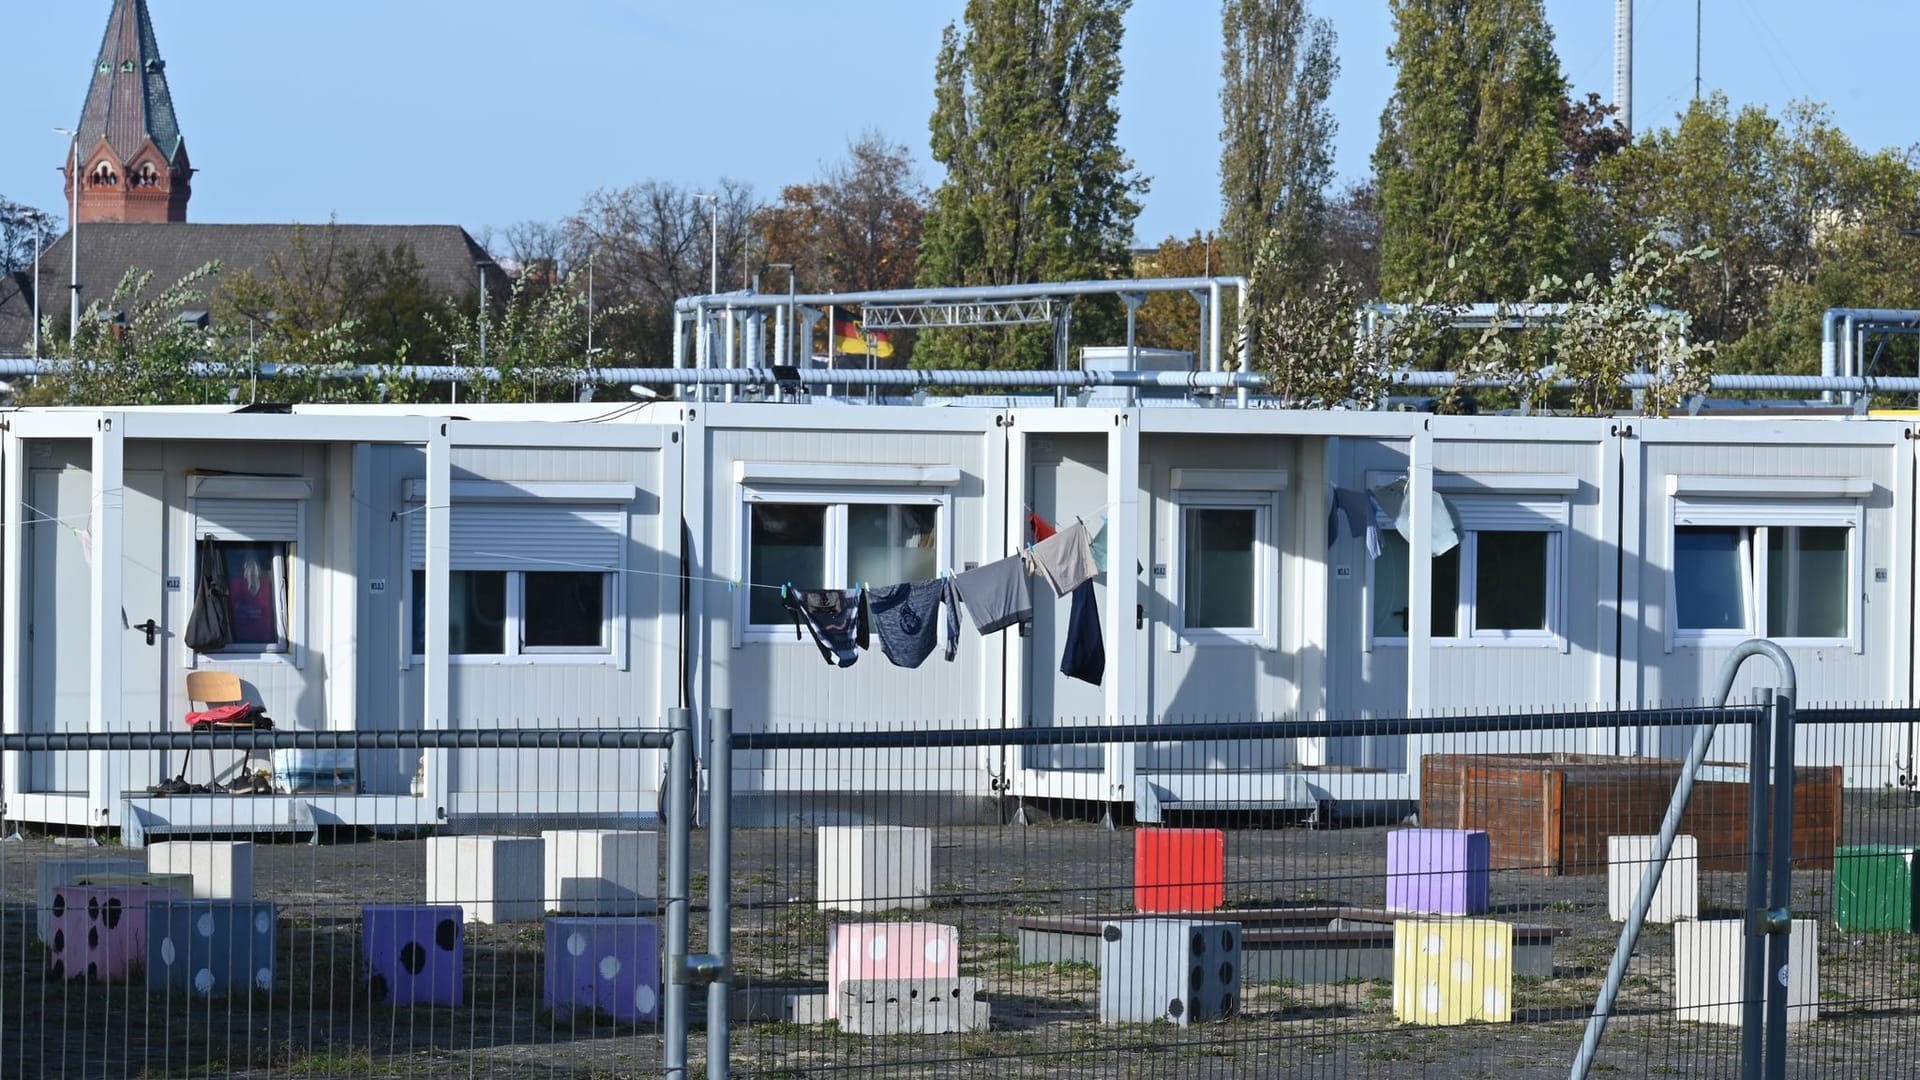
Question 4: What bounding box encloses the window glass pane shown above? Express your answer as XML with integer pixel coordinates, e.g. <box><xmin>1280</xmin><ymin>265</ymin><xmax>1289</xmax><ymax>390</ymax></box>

<box><xmin>216</xmin><ymin>540</ymin><xmax>287</xmax><ymax>649</ymax></box>
<box><xmin>411</xmin><ymin>570</ymin><xmax>508</xmax><ymax>654</ymax></box>
<box><xmin>1474</xmin><ymin>531</ymin><xmax>1548</xmax><ymax>631</ymax></box>
<box><xmin>1768</xmin><ymin>526</ymin><xmax>1848</xmax><ymax>638</ymax></box>
<box><xmin>1372</xmin><ymin>533</ymin><xmax>1411</xmax><ymax>637</ymax></box>
<box><xmin>1676</xmin><ymin>526</ymin><xmax>1748</xmax><ymax>629</ymax></box>
<box><xmin>451</xmin><ymin>571</ymin><xmax>506</xmax><ymax>654</ymax></box>
<box><xmin>847</xmin><ymin>504</ymin><xmax>938</xmax><ymax>587</ymax></box>
<box><xmin>749</xmin><ymin>504</ymin><xmax>826</xmax><ymax>624</ymax></box>
<box><xmin>1184</xmin><ymin>507</ymin><xmax>1256</xmax><ymax>629</ymax></box>
<box><xmin>525</xmin><ymin>571</ymin><xmax>608</xmax><ymax>648</ymax></box>
<box><xmin>1431</xmin><ymin>546</ymin><xmax>1460</xmax><ymax>637</ymax></box>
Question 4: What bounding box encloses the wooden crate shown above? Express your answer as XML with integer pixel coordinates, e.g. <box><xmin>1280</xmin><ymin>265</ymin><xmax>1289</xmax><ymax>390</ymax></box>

<box><xmin>1420</xmin><ymin>753</ymin><xmax>1841</xmax><ymax>876</ymax></box>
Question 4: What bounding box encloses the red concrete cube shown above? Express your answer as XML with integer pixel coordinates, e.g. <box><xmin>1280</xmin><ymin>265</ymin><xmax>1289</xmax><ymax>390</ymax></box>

<box><xmin>1134</xmin><ymin>828</ymin><xmax>1226</xmax><ymax>912</ymax></box>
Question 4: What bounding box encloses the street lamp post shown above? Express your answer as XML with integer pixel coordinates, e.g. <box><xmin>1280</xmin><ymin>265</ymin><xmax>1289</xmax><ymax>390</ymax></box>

<box><xmin>53</xmin><ymin>127</ymin><xmax>79</xmax><ymax>347</ymax></box>
<box><xmin>694</xmin><ymin>193</ymin><xmax>719</xmax><ymax>294</ymax></box>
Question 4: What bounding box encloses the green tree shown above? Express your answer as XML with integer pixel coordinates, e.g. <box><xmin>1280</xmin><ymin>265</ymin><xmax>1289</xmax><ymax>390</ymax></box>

<box><xmin>25</xmin><ymin>262</ymin><xmax>238</xmax><ymax>405</ymax></box>
<box><xmin>1595</xmin><ymin>95</ymin><xmax>1920</xmax><ymax>374</ymax></box>
<box><xmin>917</xmin><ymin>0</ymin><xmax>1146</xmax><ymax>370</ymax></box>
<box><xmin>215</xmin><ymin>223</ymin><xmax>446</xmax><ymax>367</ymax></box>
<box><xmin>1373</xmin><ymin>0</ymin><xmax>1569</xmax><ymax>301</ymax></box>
<box><xmin>1218</xmin><ymin>0</ymin><xmax>1338</xmax><ymax>283</ymax></box>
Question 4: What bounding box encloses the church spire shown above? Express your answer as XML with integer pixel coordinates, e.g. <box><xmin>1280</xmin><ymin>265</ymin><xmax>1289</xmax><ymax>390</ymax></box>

<box><xmin>66</xmin><ymin>0</ymin><xmax>192</xmax><ymax>223</ymax></box>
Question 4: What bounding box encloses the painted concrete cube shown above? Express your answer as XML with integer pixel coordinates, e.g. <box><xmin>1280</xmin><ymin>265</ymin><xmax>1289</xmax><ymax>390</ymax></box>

<box><xmin>816</xmin><ymin>826</ymin><xmax>931</xmax><ymax>913</ymax></box>
<box><xmin>364</xmin><ymin>904</ymin><xmax>464</xmax><ymax>1006</ymax></box>
<box><xmin>1134</xmin><ymin>828</ymin><xmax>1226</xmax><ymax>913</ymax></box>
<box><xmin>426</xmin><ymin>835</ymin><xmax>545</xmax><ymax>924</ymax></box>
<box><xmin>1392</xmin><ymin>918</ymin><xmax>1513</xmax><ymax>1025</ymax></box>
<box><xmin>35</xmin><ymin>857</ymin><xmax>144</xmax><ymax>944</ymax></box>
<box><xmin>544</xmin><ymin>917</ymin><xmax>661</xmax><ymax>1023</ymax></box>
<box><xmin>826</xmin><ymin>922</ymin><xmax>961</xmax><ymax>1020</ymax></box>
<box><xmin>1387</xmin><ymin>829</ymin><xmax>1491</xmax><ymax>916</ymax></box>
<box><xmin>1675</xmin><ymin>918</ymin><xmax>1819</xmax><ymax>1026</ymax></box>
<box><xmin>835</xmin><ymin>977</ymin><xmax>987</xmax><ymax>1035</ymax></box>
<box><xmin>147</xmin><ymin>900</ymin><xmax>277</xmax><ymax>997</ymax></box>
<box><xmin>1834</xmin><ymin>845</ymin><xmax>1920</xmax><ymax>932</ymax></box>
<box><xmin>147</xmin><ymin>841</ymin><xmax>255</xmax><ymax>900</ymax></box>
<box><xmin>541</xmin><ymin>829</ymin><xmax>658</xmax><ymax>915</ymax></box>
<box><xmin>48</xmin><ymin>885</ymin><xmax>174</xmax><ymax>983</ymax></box>
<box><xmin>1098</xmin><ymin>918</ymin><xmax>1241</xmax><ymax>1025</ymax></box>
<box><xmin>1607</xmin><ymin>834</ymin><xmax>1700</xmax><ymax>923</ymax></box>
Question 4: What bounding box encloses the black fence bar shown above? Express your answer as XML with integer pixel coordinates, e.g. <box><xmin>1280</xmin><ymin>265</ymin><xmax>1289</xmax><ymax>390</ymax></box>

<box><xmin>0</xmin><ymin>729</ymin><xmax>675</xmax><ymax>752</ymax></box>
<box><xmin>731</xmin><ymin>706</ymin><xmax>1764</xmax><ymax>751</ymax></box>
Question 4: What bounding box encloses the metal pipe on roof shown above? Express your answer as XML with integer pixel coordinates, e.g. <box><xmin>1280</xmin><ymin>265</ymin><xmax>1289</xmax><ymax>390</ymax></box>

<box><xmin>1821</xmin><ymin>308</ymin><xmax>1920</xmax><ymax>404</ymax></box>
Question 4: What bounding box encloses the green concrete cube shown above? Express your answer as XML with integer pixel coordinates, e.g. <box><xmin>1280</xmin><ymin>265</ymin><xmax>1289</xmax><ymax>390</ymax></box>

<box><xmin>1834</xmin><ymin>845</ymin><xmax>1920</xmax><ymax>932</ymax></box>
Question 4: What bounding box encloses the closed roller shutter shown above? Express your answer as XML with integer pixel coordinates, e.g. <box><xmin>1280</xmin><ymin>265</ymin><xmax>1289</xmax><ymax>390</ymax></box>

<box><xmin>194</xmin><ymin>498</ymin><xmax>300</xmax><ymax>541</ymax></box>
<box><xmin>409</xmin><ymin>504</ymin><xmax>627</xmax><ymax>570</ymax></box>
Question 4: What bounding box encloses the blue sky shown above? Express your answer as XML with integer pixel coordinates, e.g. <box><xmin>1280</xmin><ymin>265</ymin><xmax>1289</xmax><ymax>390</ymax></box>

<box><xmin>3</xmin><ymin>1</ymin><xmax>1912</xmax><ymax>246</ymax></box>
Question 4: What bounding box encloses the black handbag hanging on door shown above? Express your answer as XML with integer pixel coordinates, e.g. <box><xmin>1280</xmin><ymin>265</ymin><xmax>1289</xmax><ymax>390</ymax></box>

<box><xmin>183</xmin><ymin>534</ymin><xmax>232</xmax><ymax>653</ymax></box>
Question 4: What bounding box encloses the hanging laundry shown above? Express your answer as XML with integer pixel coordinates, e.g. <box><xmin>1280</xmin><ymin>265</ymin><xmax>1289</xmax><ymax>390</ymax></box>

<box><xmin>782</xmin><ymin>587</ymin><xmax>869</xmax><ymax>667</ymax></box>
<box><xmin>1088</xmin><ymin>521</ymin><xmax>1108</xmax><ymax>574</ymax></box>
<box><xmin>868</xmin><ymin>579</ymin><xmax>946</xmax><ymax>669</ymax></box>
<box><xmin>1060</xmin><ymin>579</ymin><xmax>1104</xmax><ymax>686</ymax></box>
<box><xmin>1028</xmin><ymin>511</ymin><xmax>1057</xmax><ymax>542</ymax></box>
<box><xmin>1369</xmin><ymin>478</ymin><xmax>1459</xmax><ymax>557</ymax></box>
<box><xmin>941</xmin><ymin>577</ymin><xmax>960</xmax><ymax>661</ymax></box>
<box><xmin>1029</xmin><ymin>520</ymin><xmax>1097</xmax><ymax>597</ymax></box>
<box><xmin>952</xmin><ymin>554</ymin><xmax>1033</xmax><ymax>634</ymax></box>
<box><xmin>1327</xmin><ymin>486</ymin><xmax>1384</xmax><ymax>559</ymax></box>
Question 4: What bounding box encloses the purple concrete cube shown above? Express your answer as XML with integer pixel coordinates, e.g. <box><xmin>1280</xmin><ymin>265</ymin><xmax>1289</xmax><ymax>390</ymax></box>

<box><xmin>147</xmin><ymin>900</ymin><xmax>277</xmax><ymax>997</ymax></box>
<box><xmin>48</xmin><ymin>885</ymin><xmax>175</xmax><ymax>982</ymax></box>
<box><xmin>544</xmin><ymin>917</ymin><xmax>660</xmax><ymax>1023</ymax></box>
<box><xmin>364</xmin><ymin>904</ymin><xmax>465</xmax><ymax>1007</ymax></box>
<box><xmin>1387</xmin><ymin>829</ymin><xmax>1491</xmax><ymax>915</ymax></box>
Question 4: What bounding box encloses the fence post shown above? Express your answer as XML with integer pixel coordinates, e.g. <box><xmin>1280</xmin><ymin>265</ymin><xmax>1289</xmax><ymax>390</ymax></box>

<box><xmin>1740</xmin><ymin>692</ymin><xmax>1773</xmax><ymax>1080</ymax></box>
<box><xmin>664</xmin><ymin>706</ymin><xmax>692</xmax><ymax>1080</ymax></box>
<box><xmin>707</xmin><ymin>706</ymin><xmax>733</xmax><ymax>1080</ymax></box>
<box><xmin>1762</xmin><ymin>688</ymin><xmax>1798</xmax><ymax>1080</ymax></box>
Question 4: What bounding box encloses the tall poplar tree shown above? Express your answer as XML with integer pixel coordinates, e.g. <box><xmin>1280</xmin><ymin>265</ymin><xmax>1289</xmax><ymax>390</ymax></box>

<box><xmin>917</xmin><ymin>0</ymin><xmax>1145</xmax><ymax>369</ymax></box>
<box><xmin>1373</xmin><ymin>0</ymin><xmax>1568</xmax><ymax>301</ymax></box>
<box><xmin>1218</xmin><ymin>0</ymin><xmax>1339</xmax><ymax>282</ymax></box>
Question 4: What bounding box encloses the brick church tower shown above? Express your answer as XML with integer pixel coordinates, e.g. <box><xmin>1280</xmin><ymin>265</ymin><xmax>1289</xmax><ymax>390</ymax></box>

<box><xmin>63</xmin><ymin>0</ymin><xmax>192</xmax><ymax>224</ymax></box>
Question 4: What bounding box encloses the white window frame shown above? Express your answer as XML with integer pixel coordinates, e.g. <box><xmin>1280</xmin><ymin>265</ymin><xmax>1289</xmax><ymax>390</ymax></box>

<box><xmin>185</xmin><ymin>493</ymin><xmax>306</xmax><ymax>669</ymax></box>
<box><xmin>402</xmin><ymin>481</ymin><xmax>634</xmax><ymax>669</ymax></box>
<box><xmin>1368</xmin><ymin>478</ymin><xmax>1570</xmax><ymax>651</ymax></box>
<box><xmin>1666</xmin><ymin>495</ymin><xmax>1863</xmax><ymax>651</ymax></box>
<box><xmin>736</xmin><ymin>483</ymin><xmax>952</xmax><ymax>646</ymax></box>
<box><xmin>1170</xmin><ymin>488</ymin><xmax>1281</xmax><ymax>649</ymax></box>
<box><xmin>407</xmin><ymin>567</ymin><xmax>619</xmax><ymax>664</ymax></box>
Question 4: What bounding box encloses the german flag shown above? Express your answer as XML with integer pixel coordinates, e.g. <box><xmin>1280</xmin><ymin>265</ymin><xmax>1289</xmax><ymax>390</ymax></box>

<box><xmin>831</xmin><ymin>313</ymin><xmax>894</xmax><ymax>359</ymax></box>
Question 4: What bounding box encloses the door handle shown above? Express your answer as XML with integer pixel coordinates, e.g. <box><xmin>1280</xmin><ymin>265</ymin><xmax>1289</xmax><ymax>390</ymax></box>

<box><xmin>133</xmin><ymin>619</ymin><xmax>160</xmax><ymax>646</ymax></box>
<box><xmin>1136</xmin><ymin>604</ymin><xmax>1145</xmax><ymax>630</ymax></box>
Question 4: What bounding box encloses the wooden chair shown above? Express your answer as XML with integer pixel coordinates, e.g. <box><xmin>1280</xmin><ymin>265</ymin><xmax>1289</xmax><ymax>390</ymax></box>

<box><xmin>183</xmin><ymin>671</ymin><xmax>268</xmax><ymax>791</ymax></box>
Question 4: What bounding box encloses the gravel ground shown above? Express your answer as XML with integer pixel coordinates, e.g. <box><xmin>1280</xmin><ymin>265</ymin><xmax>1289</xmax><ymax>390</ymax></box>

<box><xmin>2</xmin><ymin>795</ymin><xmax>1918</xmax><ymax>1079</ymax></box>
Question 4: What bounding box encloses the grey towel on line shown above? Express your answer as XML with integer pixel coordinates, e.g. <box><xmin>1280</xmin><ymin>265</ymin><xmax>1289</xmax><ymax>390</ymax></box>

<box><xmin>1028</xmin><ymin>520</ymin><xmax>1097</xmax><ymax>597</ymax></box>
<box><xmin>952</xmin><ymin>554</ymin><xmax>1033</xmax><ymax>634</ymax></box>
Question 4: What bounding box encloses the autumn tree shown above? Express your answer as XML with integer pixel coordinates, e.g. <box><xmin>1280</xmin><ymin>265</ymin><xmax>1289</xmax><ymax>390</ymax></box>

<box><xmin>1218</xmin><ymin>0</ymin><xmax>1339</xmax><ymax>284</ymax></box>
<box><xmin>917</xmin><ymin>0</ymin><xmax>1146</xmax><ymax>370</ymax></box>
<box><xmin>1374</xmin><ymin>0</ymin><xmax>1569</xmax><ymax>301</ymax></box>
<box><xmin>761</xmin><ymin>131</ymin><xmax>926</xmax><ymax>296</ymax></box>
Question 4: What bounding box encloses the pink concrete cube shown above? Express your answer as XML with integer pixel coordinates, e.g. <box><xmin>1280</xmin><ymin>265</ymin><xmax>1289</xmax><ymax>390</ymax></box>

<box><xmin>826</xmin><ymin>922</ymin><xmax>960</xmax><ymax>1019</ymax></box>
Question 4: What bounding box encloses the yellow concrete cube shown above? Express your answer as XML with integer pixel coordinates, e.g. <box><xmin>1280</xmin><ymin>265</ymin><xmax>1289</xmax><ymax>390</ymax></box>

<box><xmin>1392</xmin><ymin>918</ymin><xmax>1513</xmax><ymax>1025</ymax></box>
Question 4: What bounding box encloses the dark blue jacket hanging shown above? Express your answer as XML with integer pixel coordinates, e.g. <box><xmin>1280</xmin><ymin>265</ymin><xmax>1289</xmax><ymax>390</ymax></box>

<box><xmin>1060</xmin><ymin>579</ymin><xmax>1104</xmax><ymax>685</ymax></box>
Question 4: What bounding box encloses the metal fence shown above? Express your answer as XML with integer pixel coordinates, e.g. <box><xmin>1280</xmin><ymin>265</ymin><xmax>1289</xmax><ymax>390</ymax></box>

<box><xmin>4</xmin><ymin>695</ymin><xmax>1920</xmax><ymax>1078</ymax></box>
